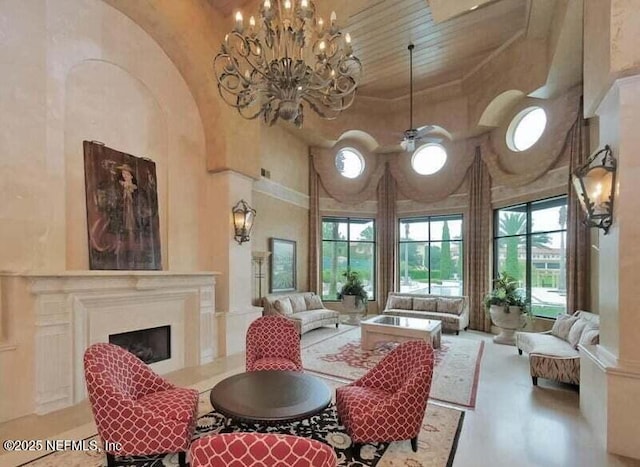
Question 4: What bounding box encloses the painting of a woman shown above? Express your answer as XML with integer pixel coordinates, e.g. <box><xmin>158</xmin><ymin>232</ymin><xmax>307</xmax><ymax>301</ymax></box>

<box><xmin>84</xmin><ymin>141</ymin><xmax>161</xmax><ymax>270</ymax></box>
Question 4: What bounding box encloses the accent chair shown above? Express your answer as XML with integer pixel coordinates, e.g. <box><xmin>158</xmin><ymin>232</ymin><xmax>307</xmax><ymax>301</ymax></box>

<box><xmin>83</xmin><ymin>343</ymin><xmax>199</xmax><ymax>467</ymax></box>
<box><xmin>189</xmin><ymin>433</ymin><xmax>338</xmax><ymax>467</ymax></box>
<box><xmin>246</xmin><ymin>315</ymin><xmax>303</xmax><ymax>372</ymax></box>
<box><xmin>335</xmin><ymin>339</ymin><xmax>434</xmax><ymax>452</ymax></box>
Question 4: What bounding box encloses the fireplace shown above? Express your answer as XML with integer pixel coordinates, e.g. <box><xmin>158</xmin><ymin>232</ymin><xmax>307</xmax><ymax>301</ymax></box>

<box><xmin>109</xmin><ymin>325</ymin><xmax>171</xmax><ymax>364</ymax></box>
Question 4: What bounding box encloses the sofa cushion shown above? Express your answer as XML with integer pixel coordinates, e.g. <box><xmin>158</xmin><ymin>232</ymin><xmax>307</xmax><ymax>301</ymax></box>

<box><xmin>387</xmin><ymin>296</ymin><xmax>413</xmax><ymax>310</ymax></box>
<box><xmin>289</xmin><ymin>295</ymin><xmax>308</xmax><ymax>313</ymax></box>
<box><xmin>305</xmin><ymin>294</ymin><xmax>324</xmax><ymax>310</ymax></box>
<box><xmin>291</xmin><ymin>309</ymin><xmax>339</xmax><ymax>324</ymax></box>
<box><xmin>436</xmin><ymin>297</ymin><xmax>464</xmax><ymax>315</ymax></box>
<box><xmin>274</xmin><ymin>298</ymin><xmax>294</xmax><ymax>316</ymax></box>
<box><xmin>413</xmin><ymin>297</ymin><xmax>438</xmax><ymax>312</ymax></box>
<box><xmin>517</xmin><ymin>332</ymin><xmax>579</xmax><ymax>357</ymax></box>
<box><xmin>551</xmin><ymin>314</ymin><xmax>579</xmax><ymax>341</ymax></box>
<box><xmin>567</xmin><ymin>318</ymin><xmax>589</xmax><ymax>348</ymax></box>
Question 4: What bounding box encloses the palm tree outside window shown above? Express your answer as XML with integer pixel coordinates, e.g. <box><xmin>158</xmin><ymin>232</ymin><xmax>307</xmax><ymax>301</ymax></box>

<box><xmin>493</xmin><ymin>196</ymin><xmax>568</xmax><ymax>318</ymax></box>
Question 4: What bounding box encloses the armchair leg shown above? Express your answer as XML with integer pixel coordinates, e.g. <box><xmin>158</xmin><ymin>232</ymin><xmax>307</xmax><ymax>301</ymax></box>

<box><xmin>518</xmin><ymin>348</ymin><xmax>523</xmax><ymax>355</ymax></box>
<box><xmin>532</xmin><ymin>376</ymin><xmax>538</xmax><ymax>386</ymax></box>
<box><xmin>411</xmin><ymin>436</ymin><xmax>418</xmax><ymax>452</ymax></box>
<box><xmin>336</xmin><ymin>323</ymin><xmax>339</xmax><ymax>328</ymax></box>
<box><xmin>106</xmin><ymin>453</ymin><xmax>116</xmax><ymax>467</ymax></box>
<box><xmin>178</xmin><ymin>451</ymin><xmax>187</xmax><ymax>467</ymax></box>
<box><xmin>456</xmin><ymin>331</ymin><xmax>459</xmax><ymax>336</ymax></box>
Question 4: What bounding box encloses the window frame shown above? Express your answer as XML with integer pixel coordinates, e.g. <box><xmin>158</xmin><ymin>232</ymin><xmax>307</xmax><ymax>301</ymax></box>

<box><xmin>492</xmin><ymin>195</ymin><xmax>568</xmax><ymax>319</ymax></box>
<box><xmin>397</xmin><ymin>214</ymin><xmax>464</xmax><ymax>295</ymax></box>
<box><xmin>321</xmin><ymin>216</ymin><xmax>376</xmax><ymax>302</ymax></box>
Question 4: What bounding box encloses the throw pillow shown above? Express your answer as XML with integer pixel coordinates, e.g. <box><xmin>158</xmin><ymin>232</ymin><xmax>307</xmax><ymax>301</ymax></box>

<box><xmin>305</xmin><ymin>294</ymin><xmax>324</xmax><ymax>310</ymax></box>
<box><xmin>289</xmin><ymin>295</ymin><xmax>307</xmax><ymax>313</ymax></box>
<box><xmin>387</xmin><ymin>296</ymin><xmax>413</xmax><ymax>310</ymax></box>
<box><xmin>567</xmin><ymin>318</ymin><xmax>589</xmax><ymax>348</ymax></box>
<box><xmin>274</xmin><ymin>298</ymin><xmax>293</xmax><ymax>316</ymax></box>
<box><xmin>578</xmin><ymin>323</ymin><xmax>600</xmax><ymax>346</ymax></box>
<box><xmin>551</xmin><ymin>314</ymin><xmax>579</xmax><ymax>341</ymax></box>
<box><xmin>413</xmin><ymin>297</ymin><xmax>438</xmax><ymax>312</ymax></box>
<box><xmin>437</xmin><ymin>298</ymin><xmax>464</xmax><ymax>315</ymax></box>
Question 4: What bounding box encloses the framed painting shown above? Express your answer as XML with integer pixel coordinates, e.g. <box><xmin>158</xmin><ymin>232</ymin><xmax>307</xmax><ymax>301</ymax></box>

<box><xmin>269</xmin><ymin>238</ymin><xmax>297</xmax><ymax>293</ymax></box>
<box><xmin>83</xmin><ymin>141</ymin><xmax>162</xmax><ymax>270</ymax></box>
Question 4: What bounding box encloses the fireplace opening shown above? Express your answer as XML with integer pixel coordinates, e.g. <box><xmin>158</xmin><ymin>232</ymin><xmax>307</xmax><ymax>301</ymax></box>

<box><xmin>109</xmin><ymin>325</ymin><xmax>171</xmax><ymax>364</ymax></box>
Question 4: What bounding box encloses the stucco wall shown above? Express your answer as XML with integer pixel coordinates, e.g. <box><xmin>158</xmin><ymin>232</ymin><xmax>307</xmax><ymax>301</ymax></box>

<box><xmin>0</xmin><ymin>0</ymin><xmax>208</xmax><ymax>273</ymax></box>
<box><xmin>0</xmin><ymin>0</ymin><xmax>211</xmax><ymax>422</ymax></box>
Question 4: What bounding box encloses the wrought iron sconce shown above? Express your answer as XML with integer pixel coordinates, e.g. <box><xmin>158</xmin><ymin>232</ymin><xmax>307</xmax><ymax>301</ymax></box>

<box><xmin>232</xmin><ymin>199</ymin><xmax>256</xmax><ymax>244</ymax></box>
<box><xmin>572</xmin><ymin>145</ymin><xmax>617</xmax><ymax>234</ymax></box>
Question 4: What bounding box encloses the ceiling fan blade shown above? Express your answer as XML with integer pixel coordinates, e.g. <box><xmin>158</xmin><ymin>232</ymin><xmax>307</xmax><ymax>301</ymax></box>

<box><xmin>416</xmin><ymin>125</ymin><xmax>435</xmax><ymax>137</ymax></box>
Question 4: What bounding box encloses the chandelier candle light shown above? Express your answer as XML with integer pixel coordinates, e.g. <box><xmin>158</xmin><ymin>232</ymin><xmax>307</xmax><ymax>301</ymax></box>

<box><xmin>214</xmin><ymin>0</ymin><xmax>362</xmax><ymax>127</ymax></box>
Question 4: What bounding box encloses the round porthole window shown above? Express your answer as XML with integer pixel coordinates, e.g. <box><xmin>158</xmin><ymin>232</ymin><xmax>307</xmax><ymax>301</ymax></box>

<box><xmin>507</xmin><ymin>106</ymin><xmax>547</xmax><ymax>152</ymax></box>
<box><xmin>411</xmin><ymin>143</ymin><xmax>447</xmax><ymax>175</ymax></box>
<box><xmin>335</xmin><ymin>148</ymin><xmax>365</xmax><ymax>179</ymax></box>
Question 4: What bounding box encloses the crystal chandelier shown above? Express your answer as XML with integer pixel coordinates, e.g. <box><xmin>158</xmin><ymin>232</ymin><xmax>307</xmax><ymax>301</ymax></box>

<box><xmin>213</xmin><ymin>0</ymin><xmax>362</xmax><ymax>128</ymax></box>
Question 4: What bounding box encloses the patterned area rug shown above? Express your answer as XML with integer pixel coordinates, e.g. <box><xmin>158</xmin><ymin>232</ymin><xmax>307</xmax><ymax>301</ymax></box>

<box><xmin>20</xmin><ymin>377</ymin><xmax>464</xmax><ymax>467</ymax></box>
<box><xmin>302</xmin><ymin>327</ymin><xmax>484</xmax><ymax>408</ymax></box>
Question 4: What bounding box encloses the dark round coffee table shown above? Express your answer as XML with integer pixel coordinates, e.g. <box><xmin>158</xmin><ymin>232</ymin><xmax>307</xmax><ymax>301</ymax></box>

<box><xmin>209</xmin><ymin>371</ymin><xmax>332</xmax><ymax>425</ymax></box>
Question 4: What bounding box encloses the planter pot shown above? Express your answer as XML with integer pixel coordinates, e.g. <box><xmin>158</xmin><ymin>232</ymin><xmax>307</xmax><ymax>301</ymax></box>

<box><xmin>341</xmin><ymin>295</ymin><xmax>365</xmax><ymax>325</ymax></box>
<box><xmin>489</xmin><ymin>305</ymin><xmax>526</xmax><ymax>345</ymax></box>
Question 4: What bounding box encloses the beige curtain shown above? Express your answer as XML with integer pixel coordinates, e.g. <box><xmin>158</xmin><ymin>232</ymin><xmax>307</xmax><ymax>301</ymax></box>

<box><xmin>308</xmin><ymin>154</ymin><xmax>321</xmax><ymax>294</ymax></box>
<box><xmin>467</xmin><ymin>147</ymin><xmax>493</xmax><ymax>332</ymax></box>
<box><xmin>377</xmin><ymin>163</ymin><xmax>397</xmax><ymax>308</ymax></box>
<box><xmin>566</xmin><ymin>114</ymin><xmax>591</xmax><ymax>313</ymax></box>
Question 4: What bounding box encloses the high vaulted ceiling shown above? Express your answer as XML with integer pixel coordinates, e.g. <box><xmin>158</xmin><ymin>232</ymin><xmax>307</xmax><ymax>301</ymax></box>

<box><xmin>209</xmin><ymin>0</ymin><xmax>536</xmax><ymax>100</ymax></box>
<box><xmin>350</xmin><ymin>0</ymin><xmax>528</xmax><ymax>99</ymax></box>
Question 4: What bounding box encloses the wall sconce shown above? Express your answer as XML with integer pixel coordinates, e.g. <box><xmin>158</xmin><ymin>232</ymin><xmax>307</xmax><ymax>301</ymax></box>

<box><xmin>232</xmin><ymin>199</ymin><xmax>256</xmax><ymax>244</ymax></box>
<box><xmin>572</xmin><ymin>145</ymin><xmax>616</xmax><ymax>234</ymax></box>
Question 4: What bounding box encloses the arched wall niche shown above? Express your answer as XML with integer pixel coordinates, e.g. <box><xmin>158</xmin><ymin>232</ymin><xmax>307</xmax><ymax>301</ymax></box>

<box><xmin>478</xmin><ymin>89</ymin><xmax>526</xmax><ymax>127</ymax></box>
<box><xmin>311</xmin><ymin>135</ymin><xmax>385</xmax><ymax>205</ymax></box>
<box><xmin>482</xmin><ymin>85</ymin><xmax>581</xmax><ymax>188</ymax></box>
<box><xmin>103</xmin><ymin>0</ymin><xmax>244</xmax><ymax>176</ymax></box>
<box><xmin>389</xmin><ymin>138</ymin><xmax>475</xmax><ymax>204</ymax></box>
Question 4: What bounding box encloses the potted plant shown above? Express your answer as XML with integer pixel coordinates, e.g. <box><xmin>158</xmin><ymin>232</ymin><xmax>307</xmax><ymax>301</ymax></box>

<box><xmin>338</xmin><ymin>269</ymin><xmax>368</xmax><ymax>321</ymax></box>
<box><xmin>484</xmin><ymin>272</ymin><xmax>530</xmax><ymax>345</ymax></box>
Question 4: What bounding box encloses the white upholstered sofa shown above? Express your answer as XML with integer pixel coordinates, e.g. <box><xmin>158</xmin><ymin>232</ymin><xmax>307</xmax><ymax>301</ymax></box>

<box><xmin>516</xmin><ymin>310</ymin><xmax>600</xmax><ymax>386</ymax></box>
<box><xmin>262</xmin><ymin>292</ymin><xmax>340</xmax><ymax>335</ymax></box>
<box><xmin>383</xmin><ymin>292</ymin><xmax>469</xmax><ymax>334</ymax></box>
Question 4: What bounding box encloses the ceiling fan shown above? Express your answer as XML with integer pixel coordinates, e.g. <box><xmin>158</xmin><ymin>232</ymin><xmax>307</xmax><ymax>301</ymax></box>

<box><xmin>400</xmin><ymin>44</ymin><xmax>435</xmax><ymax>152</ymax></box>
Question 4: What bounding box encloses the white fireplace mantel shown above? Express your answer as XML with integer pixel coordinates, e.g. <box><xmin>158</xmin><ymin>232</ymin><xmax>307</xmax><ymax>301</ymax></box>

<box><xmin>23</xmin><ymin>271</ymin><xmax>220</xmax><ymax>415</ymax></box>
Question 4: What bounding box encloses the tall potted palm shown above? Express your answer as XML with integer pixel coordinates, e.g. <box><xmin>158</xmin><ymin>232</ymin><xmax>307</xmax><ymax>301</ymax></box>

<box><xmin>484</xmin><ymin>272</ymin><xmax>530</xmax><ymax>345</ymax></box>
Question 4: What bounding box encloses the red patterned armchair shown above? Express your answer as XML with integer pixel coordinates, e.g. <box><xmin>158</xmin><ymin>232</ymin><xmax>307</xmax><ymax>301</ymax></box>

<box><xmin>246</xmin><ymin>315</ymin><xmax>303</xmax><ymax>372</ymax></box>
<box><xmin>335</xmin><ymin>340</ymin><xmax>434</xmax><ymax>452</ymax></box>
<box><xmin>83</xmin><ymin>343</ymin><xmax>199</xmax><ymax>467</ymax></box>
<box><xmin>189</xmin><ymin>433</ymin><xmax>337</xmax><ymax>467</ymax></box>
